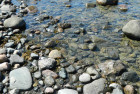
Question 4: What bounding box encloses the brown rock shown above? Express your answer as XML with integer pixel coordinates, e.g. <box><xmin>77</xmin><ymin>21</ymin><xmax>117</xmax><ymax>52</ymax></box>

<box><xmin>119</xmin><ymin>4</ymin><xmax>128</xmax><ymax>12</ymax></box>
<box><xmin>26</xmin><ymin>6</ymin><xmax>38</xmax><ymax>13</ymax></box>
<box><xmin>48</xmin><ymin>50</ymin><xmax>62</xmax><ymax>59</ymax></box>
<box><xmin>124</xmin><ymin>85</ymin><xmax>134</xmax><ymax>94</ymax></box>
<box><xmin>42</xmin><ymin>69</ymin><xmax>58</xmax><ymax>79</ymax></box>
<box><xmin>0</xmin><ymin>54</ymin><xmax>8</xmax><ymax>63</ymax></box>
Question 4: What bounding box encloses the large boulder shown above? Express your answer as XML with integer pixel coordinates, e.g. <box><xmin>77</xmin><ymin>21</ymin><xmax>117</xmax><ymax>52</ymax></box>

<box><xmin>122</xmin><ymin>20</ymin><xmax>140</xmax><ymax>40</ymax></box>
<box><xmin>4</xmin><ymin>16</ymin><xmax>26</xmax><ymax>29</ymax></box>
<box><xmin>9</xmin><ymin>67</ymin><xmax>32</xmax><ymax>90</ymax></box>
<box><xmin>83</xmin><ymin>78</ymin><xmax>106</xmax><ymax>94</ymax></box>
<box><xmin>96</xmin><ymin>0</ymin><xmax>118</xmax><ymax>6</ymax></box>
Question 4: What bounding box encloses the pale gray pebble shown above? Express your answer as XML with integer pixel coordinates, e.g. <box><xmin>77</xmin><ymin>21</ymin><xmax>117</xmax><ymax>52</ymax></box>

<box><xmin>66</xmin><ymin>65</ymin><xmax>76</xmax><ymax>73</ymax></box>
<box><xmin>59</xmin><ymin>68</ymin><xmax>67</xmax><ymax>79</ymax></box>
<box><xmin>34</xmin><ymin>71</ymin><xmax>41</xmax><ymax>79</ymax></box>
<box><xmin>44</xmin><ymin>76</ymin><xmax>55</xmax><ymax>86</ymax></box>
<box><xmin>5</xmin><ymin>42</ymin><xmax>14</xmax><ymax>48</ymax></box>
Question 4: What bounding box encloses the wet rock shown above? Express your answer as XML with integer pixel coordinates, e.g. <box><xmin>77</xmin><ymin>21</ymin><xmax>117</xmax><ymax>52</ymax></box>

<box><xmin>79</xmin><ymin>73</ymin><xmax>91</xmax><ymax>83</ymax></box>
<box><xmin>44</xmin><ymin>76</ymin><xmax>55</xmax><ymax>86</ymax></box>
<box><xmin>96</xmin><ymin>0</ymin><xmax>118</xmax><ymax>6</ymax></box>
<box><xmin>45</xmin><ymin>40</ymin><xmax>57</xmax><ymax>48</ymax></box>
<box><xmin>88</xmin><ymin>43</ymin><xmax>96</xmax><ymax>51</ymax></box>
<box><xmin>124</xmin><ymin>85</ymin><xmax>134</xmax><ymax>94</ymax></box>
<box><xmin>91</xmin><ymin>35</ymin><xmax>106</xmax><ymax>43</ymax></box>
<box><xmin>58</xmin><ymin>23</ymin><xmax>71</xmax><ymax>29</ymax></box>
<box><xmin>58</xmin><ymin>89</ymin><xmax>78</xmax><ymax>94</ymax></box>
<box><xmin>59</xmin><ymin>68</ymin><xmax>67</xmax><ymax>79</ymax></box>
<box><xmin>20</xmin><ymin>38</ymin><xmax>27</xmax><ymax>45</ymax></box>
<box><xmin>0</xmin><ymin>54</ymin><xmax>8</xmax><ymax>63</ymax></box>
<box><xmin>122</xmin><ymin>20</ymin><xmax>140</xmax><ymax>39</ymax></box>
<box><xmin>5</xmin><ymin>42</ymin><xmax>15</xmax><ymax>48</ymax></box>
<box><xmin>121</xmin><ymin>71</ymin><xmax>139</xmax><ymax>82</ymax></box>
<box><xmin>48</xmin><ymin>50</ymin><xmax>62</xmax><ymax>59</ymax></box>
<box><xmin>34</xmin><ymin>71</ymin><xmax>41</xmax><ymax>79</ymax></box>
<box><xmin>66</xmin><ymin>65</ymin><xmax>76</xmax><ymax>73</ymax></box>
<box><xmin>119</xmin><ymin>4</ymin><xmax>128</xmax><ymax>12</ymax></box>
<box><xmin>10</xmin><ymin>54</ymin><xmax>24</xmax><ymax>65</ymax></box>
<box><xmin>0</xmin><ymin>48</ymin><xmax>6</xmax><ymax>55</ymax></box>
<box><xmin>0</xmin><ymin>62</ymin><xmax>9</xmax><ymax>71</ymax></box>
<box><xmin>83</xmin><ymin>78</ymin><xmax>106</xmax><ymax>94</ymax></box>
<box><xmin>4</xmin><ymin>16</ymin><xmax>26</xmax><ymax>29</ymax></box>
<box><xmin>26</xmin><ymin>6</ymin><xmax>38</xmax><ymax>13</ymax></box>
<box><xmin>86</xmin><ymin>3</ymin><xmax>96</xmax><ymax>8</ymax></box>
<box><xmin>38</xmin><ymin>58</ymin><xmax>56</xmax><ymax>70</ymax></box>
<box><xmin>86</xmin><ymin>67</ymin><xmax>100</xmax><ymax>80</ymax></box>
<box><xmin>44</xmin><ymin>87</ymin><xmax>54</xmax><ymax>94</ymax></box>
<box><xmin>9</xmin><ymin>67</ymin><xmax>32</xmax><ymax>90</ymax></box>
<box><xmin>42</xmin><ymin>69</ymin><xmax>58</xmax><ymax>78</ymax></box>
<box><xmin>98</xmin><ymin>60</ymin><xmax>125</xmax><ymax>76</ymax></box>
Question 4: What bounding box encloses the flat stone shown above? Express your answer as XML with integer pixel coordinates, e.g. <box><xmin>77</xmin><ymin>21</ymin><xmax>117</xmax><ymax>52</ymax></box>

<box><xmin>9</xmin><ymin>67</ymin><xmax>32</xmax><ymax>90</ymax></box>
<box><xmin>38</xmin><ymin>58</ymin><xmax>56</xmax><ymax>70</ymax></box>
<box><xmin>10</xmin><ymin>54</ymin><xmax>24</xmax><ymax>65</ymax></box>
<box><xmin>58</xmin><ymin>89</ymin><xmax>78</xmax><ymax>94</ymax></box>
<box><xmin>83</xmin><ymin>78</ymin><xmax>106</xmax><ymax>94</ymax></box>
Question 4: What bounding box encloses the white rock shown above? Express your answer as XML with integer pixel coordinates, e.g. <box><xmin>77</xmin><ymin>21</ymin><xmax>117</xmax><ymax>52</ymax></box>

<box><xmin>48</xmin><ymin>50</ymin><xmax>62</xmax><ymax>59</ymax></box>
<box><xmin>0</xmin><ymin>62</ymin><xmax>9</xmax><ymax>71</ymax></box>
<box><xmin>58</xmin><ymin>89</ymin><xmax>78</xmax><ymax>94</ymax></box>
<box><xmin>44</xmin><ymin>87</ymin><xmax>54</xmax><ymax>94</ymax></box>
<box><xmin>79</xmin><ymin>73</ymin><xmax>91</xmax><ymax>83</ymax></box>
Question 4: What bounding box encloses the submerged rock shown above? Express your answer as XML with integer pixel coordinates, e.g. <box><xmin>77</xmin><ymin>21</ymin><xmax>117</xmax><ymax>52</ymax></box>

<box><xmin>96</xmin><ymin>0</ymin><xmax>118</xmax><ymax>5</ymax></box>
<box><xmin>4</xmin><ymin>16</ymin><xmax>26</xmax><ymax>29</ymax></box>
<box><xmin>122</xmin><ymin>20</ymin><xmax>140</xmax><ymax>40</ymax></box>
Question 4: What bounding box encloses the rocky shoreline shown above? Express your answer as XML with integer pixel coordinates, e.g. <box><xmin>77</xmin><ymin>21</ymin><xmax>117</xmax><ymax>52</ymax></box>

<box><xmin>0</xmin><ymin>0</ymin><xmax>139</xmax><ymax>94</ymax></box>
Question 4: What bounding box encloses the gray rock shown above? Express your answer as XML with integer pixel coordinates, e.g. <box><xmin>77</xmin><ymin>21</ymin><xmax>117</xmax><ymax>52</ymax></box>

<box><xmin>79</xmin><ymin>73</ymin><xmax>91</xmax><ymax>83</ymax></box>
<box><xmin>44</xmin><ymin>76</ymin><xmax>55</xmax><ymax>86</ymax></box>
<box><xmin>0</xmin><ymin>5</ymin><xmax>16</xmax><ymax>12</ymax></box>
<box><xmin>86</xmin><ymin>67</ymin><xmax>100</xmax><ymax>80</ymax></box>
<box><xmin>91</xmin><ymin>35</ymin><xmax>106</xmax><ymax>43</ymax></box>
<box><xmin>58</xmin><ymin>89</ymin><xmax>78</xmax><ymax>94</ymax></box>
<box><xmin>96</xmin><ymin>0</ymin><xmax>118</xmax><ymax>5</ymax></box>
<box><xmin>34</xmin><ymin>71</ymin><xmax>41</xmax><ymax>79</ymax></box>
<box><xmin>20</xmin><ymin>38</ymin><xmax>27</xmax><ymax>45</ymax></box>
<box><xmin>38</xmin><ymin>58</ymin><xmax>56</xmax><ymax>70</ymax></box>
<box><xmin>88</xmin><ymin>43</ymin><xmax>96</xmax><ymax>51</ymax></box>
<box><xmin>4</xmin><ymin>16</ymin><xmax>26</xmax><ymax>29</ymax></box>
<box><xmin>122</xmin><ymin>71</ymin><xmax>139</xmax><ymax>82</ymax></box>
<box><xmin>122</xmin><ymin>20</ymin><xmax>140</xmax><ymax>39</ymax></box>
<box><xmin>31</xmin><ymin>53</ymin><xmax>39</xmax><ymax>59</ymax></box>
<box><xmin>98</xmin><ymin>60</ymin><xmax>125</xmax><ymax>76</ymax></box>
<box><xmin>83</xmin><ymin>78</ymin><xmax>106</xmax><ymax>94</ymax></box>
<box><xmin>10</xmin><ymin>54</ymin><xmax>24</xmax><ymax>65</ymax></box>
<box><xmin>5</xmin><ymin>42</ymin><xmax>14</xmax><ymax>48</ymax></box>
<box><xmin>45</xmin><ymin>40</ymin><xmax>56</xmax><ymax>48</ymax></box>
<box><xmin>111</xmin><ymin>88</ymin><xmax>123</xmax><ymax>94</ymax></box>
<box><xmin>66</xmin><ymin>65</ymin><xmax>76</xmax><ymax>73</ymax></box>
<box><xmin>9</xmin><ymin>67</ymin><xmax>32</xmax><ymax>90</ymax></box>
<box><xmin>59</xmin><ymin>68</ymin><xmax>67</xmax><ymax>79</ymax></box>
<box><xmin>0</xmin><ymin>48</ymin><xmax>6</xmax><ymax>54</ymax></box>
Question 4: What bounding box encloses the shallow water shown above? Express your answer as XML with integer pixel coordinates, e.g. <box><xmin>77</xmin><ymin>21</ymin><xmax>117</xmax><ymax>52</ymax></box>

<box><xmin>12</xmin><ymin>0</ymin><xmax>140</xmax><ymax>77</ymax></box>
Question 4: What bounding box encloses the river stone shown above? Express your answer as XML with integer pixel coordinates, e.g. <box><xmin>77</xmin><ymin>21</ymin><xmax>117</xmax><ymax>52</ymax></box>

<box><xmin>59</xmin><ymin>68</ymin><xmax>67</xmax><ymax>79</ymax></box>
<box><xmin>111</xmin><ymin>88</ymin><xmax>123</xmax><ymax>94</ymax></box>
<box><xmin>48</xmin><ymin>50</ymin><xmax>62</xmax><ymax>59</ymax></box>
<box><xmin>10</xmin><ymin>54</ymin><xmax>24</xmax><ymax>65</ymax></box>
<box><xmin>121</xmin><ymin>71</ymin><xmax>139</xmax><ymax>82</ymax></box>
<box><xmin>124</xmin><ymin>85</ymin><xmax>134</xmax><ymax>94</ymax></box>
<box><xmin>38</xmin><ymin>58</ymin><xmax>56</xmax><ymax>70</ymax></box>
<box><xmin>98</xmin><ymin>60</ymin><xmax>125</xmax><ymax>76</ymax></box>
<box><xmin>58</xmin><ymin>89</ymin><xmax>78</xmax><ymax>94</ymax></box>
<box><xmin>4</xmin><ymin>16</ymin><xmax>26</xmax><ymax>29</ymax></box>
<box><xmin>0</xmin><ymin>5</ymin><xmax>16</xmax><ymax>12</ymax></box>
<box><xmin>9</xmin><ymin>67</ymin><xmax>32</xmax><ymax>90</ymax></box>
<box><xmin>0</xmin><ymin>48</ymin><xmax>6</xmax><ymax>55</ymax></box>
<box><xmin>96</xmin><ymin>0</ymin><xmax>118</xmax><ymax>5</ymax></box>
<box><xmin>44</xmin><ymin>76</ymin><xmax>55</xmax><ymax>86</ymax></box>
<box><xmin>0</xmin><ymin>54</ymin><xmax>7</xmax><ymax>63</ymax></box>
<box><xmin>122</xmin><ymin>20</ymin><xmax>140</xmax><ymax>39</ymax></box>
<box><xmin>79</xmin><ymin>73</ymin><xmax>91</xmax><ymax>83</ymax></box>
<box><xmin>42</xmin><ymin>69</ymin><xmax>58</xmax><ymax>78</ymax></box>
<box><xmin>83</xmin><ymin>78</ymin><xmax>106</xmax><ymax>94</ymax></box>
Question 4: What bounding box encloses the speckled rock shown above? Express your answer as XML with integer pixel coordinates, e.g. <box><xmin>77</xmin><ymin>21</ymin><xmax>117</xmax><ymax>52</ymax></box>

<box><xmin>38</xmin><ymin>58</ymin><xmax>56</xmax><ymax>70</ymax></box>
<box><xmin>44</xmin><ymin>76</ymin><xmax>55</xmax><ymax>86</ymax></box>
